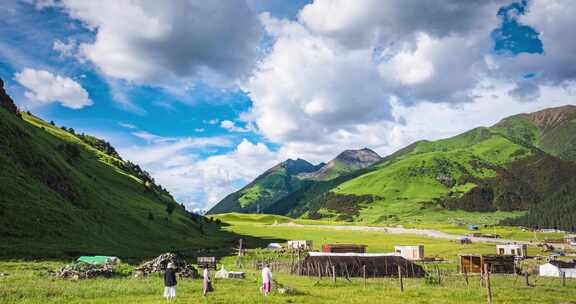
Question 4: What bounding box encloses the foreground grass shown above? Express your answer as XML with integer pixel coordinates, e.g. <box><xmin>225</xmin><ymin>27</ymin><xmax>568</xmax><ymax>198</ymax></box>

<box><xmin>1</xmin><ymin>261</ymin><xmax>575</xmax><ymax>304</ymax></box>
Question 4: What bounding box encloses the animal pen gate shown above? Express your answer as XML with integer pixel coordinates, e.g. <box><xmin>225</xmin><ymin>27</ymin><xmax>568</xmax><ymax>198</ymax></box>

<box><xmin>459</xmin><ymin>254</ymin><xmax>517</xmax><ymax>274</ymax></box>
<box><xmin>296</xmin><ymin>253</ymin><xmax>426</xmax><ymax>278</ymax></box>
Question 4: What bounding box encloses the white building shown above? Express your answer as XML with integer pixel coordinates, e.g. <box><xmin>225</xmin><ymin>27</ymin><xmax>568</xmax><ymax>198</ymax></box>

<box><xmin>539</xmin><ymin>261</ymin><xmax>576</xmax><ymax>278</ymax></box>
<box><xmin>394</xmin><ymin>245</ymin><xmax>424</xmax><ymax>261</ymax></box>
<box><xmin>496</xmin><ymin>244</ymin><xmax>528</xmax><ymax>257</ymax></box>
<box><xmin>287</xmin><ymin>240</ymin><xmax>313</xmax><ymax>250</ymax></box>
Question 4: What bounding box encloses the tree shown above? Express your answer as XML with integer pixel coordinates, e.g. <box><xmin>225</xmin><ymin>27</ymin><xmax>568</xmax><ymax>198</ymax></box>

<box><xmin>165</xmin><ymin>203</ymin><xmax>175</xmax><ymax>214</ymax></box>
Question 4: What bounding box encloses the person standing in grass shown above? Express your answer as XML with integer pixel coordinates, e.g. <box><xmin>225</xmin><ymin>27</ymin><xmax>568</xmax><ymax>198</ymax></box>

<box><xmin>163</xmin><ymin>262</ymin><xmax>177</xmax><ymax>301</ymax></box>
<box><xmin>261</xmin><ymin>263</ymin><xmax>272</xmax><ymax>296</ymax></box>
<box><xmin>202</xmin><ymin>266</ymin><xmax>213</xmax><ymax>296</ymax></box>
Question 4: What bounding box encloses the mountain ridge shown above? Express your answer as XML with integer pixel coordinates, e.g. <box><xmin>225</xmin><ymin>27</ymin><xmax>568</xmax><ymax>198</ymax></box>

<box><xmin>209</xmin><ymin>104</ymin><xmax>576</xmax><ymax>231</ymax></box>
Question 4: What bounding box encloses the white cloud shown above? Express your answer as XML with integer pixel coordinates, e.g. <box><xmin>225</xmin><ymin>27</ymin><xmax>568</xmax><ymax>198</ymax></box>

<box><xmin>220</xmin><ymin>120</ymin><xmax>250</xmax><ymax>133</ymax></box>
<box><xmin>239</xmin><ymin>0</ymin><xmax>576</xmax><ymax>164</ymax></box>
<box><xmin>52</xmin><ymin>38</ymin><xmax>78</xmax><ymax>58</ymax></box>
<box><xmin>118</xmin><ymin>122</ymin><xmax>137</xmax><ymax>129</ymax></box>
<box><xmin>14</xmin><ymin>68</ymin><xmax>92</xmax><ymax>109</ymax></box>
<box><xmin>492</xmin><ymin>0</ymin><xmax>576</xmax><ymax>86</ymax></box>
<box><xmin>131</xmin><ymin>131</ymin><xmax>176</xmax><ymax>144</ymax></box>
<box><xmin>44</xmin><ymin>0</ymin><xmax>263</xmax><ymax>86</ymax></box>
<box><xmin>121</xmin><ymin>135</ymin><xmax>232</xmax><ymax>166</ymax></box>
<box><xmin>119</xmin><ymin>138</ymin><xmax>280</xmax><ymax>209</ymax></box>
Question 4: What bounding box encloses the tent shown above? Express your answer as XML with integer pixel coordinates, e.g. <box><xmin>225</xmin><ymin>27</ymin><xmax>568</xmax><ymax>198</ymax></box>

<box><xmin>267</xmin><ymin>243</ymin><xmax>282</xmax><ymax>249</ymax></box>
<box><xmin>77</xmin><ymin>256</ymin><xmax>120</xmax><ymax>265</ymax></box>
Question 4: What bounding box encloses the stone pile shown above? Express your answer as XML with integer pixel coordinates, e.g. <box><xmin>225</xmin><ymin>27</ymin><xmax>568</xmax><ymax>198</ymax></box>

<box><xmin>52</xmin><ymin>262</ymin><xmax>114</xmax><ymax>280</ymax></box>
<box><xmin>134</xmin><ymin>252</ymin><xmax>198</xmax><ymax>278</ymax></box>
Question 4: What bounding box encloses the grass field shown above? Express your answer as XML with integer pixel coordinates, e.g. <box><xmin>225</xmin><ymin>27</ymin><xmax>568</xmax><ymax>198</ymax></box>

<box><xmin>2</xmin><ymin>260</ymin><xmax>576</xmax><ymax>304</ymax></box>
<box><xmin>3</xmin><ymin>214</ymin><xmax>574</xmax><ymax>303</ymax></box>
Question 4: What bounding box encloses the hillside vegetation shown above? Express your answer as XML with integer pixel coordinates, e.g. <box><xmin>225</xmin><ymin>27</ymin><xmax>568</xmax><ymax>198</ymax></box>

<box><xmin>209</xmin><ymin>105</ymin><xmax>576</xmax><ymax>231</ymax></box>
<box><xmin>0</xmin><ymin>81</ymin><xmax>235</xmax><ymax>258</ymax></box>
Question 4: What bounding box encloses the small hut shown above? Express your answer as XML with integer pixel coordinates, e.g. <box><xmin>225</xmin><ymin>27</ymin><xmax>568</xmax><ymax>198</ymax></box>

<box><xmin>459</xmin><ymin>254</ymin><xmax>517</xmax><ymax>274</ymax></box>
<box><xmin>197</xmin><ymin>257</ymin><xmax>217</xmax><ymax>270</ymax></box>
<box><xmin>297</xmin><ymin>252</ymin><xmax>426</xmax><ymax>278</ymax></box>
<box><xmin>496</xmin><ymin>244</ymin><xmax>528</xmax><ymax>257</ymax></box>
<box><xmin>322</xmin><ymin>244</ymin><xmax>367</xmax><ymax>253</ymax></box>
<box><xmin>394</xmin><ymin>245</ymin><xmax>424</xmax><ymax>261</ymax></box>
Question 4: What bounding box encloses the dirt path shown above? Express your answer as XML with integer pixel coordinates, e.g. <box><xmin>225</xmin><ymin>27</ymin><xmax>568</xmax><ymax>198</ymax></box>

<box><xmin>275</xmin><ymin>222</ymin><xmax>531</xmax><ymax>244</ymax></box>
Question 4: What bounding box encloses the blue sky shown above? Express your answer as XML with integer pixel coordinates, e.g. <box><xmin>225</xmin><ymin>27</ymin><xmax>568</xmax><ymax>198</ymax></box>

<box><xmin>1</xmin><ymin>0</ymin><xmax>575</xmax><ymax>211</ymax></box>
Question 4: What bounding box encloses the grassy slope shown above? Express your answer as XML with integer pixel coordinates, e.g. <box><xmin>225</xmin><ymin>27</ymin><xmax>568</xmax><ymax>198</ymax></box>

<box><xmin>208</xmin><ymin>165</ymin><xmax>300</xmax><ymax>214</ymax></box>
<box><xmin>289</xmin><ymin>124</ymin><xmax>576</xmax><ymax>227</ymax></box>
<box><xmin>208</xmin><ymin>159</ymin><xmax>324</xmax><ymax>214</ymax></box>
<box><xmin>493</xmin><ymin>105</ymin><xmax>576</xmax><ymax>161</ymax></box>
<box><xmin>0</xmin><ymin>110</ymin><xmax>228</xmax><ymax>258</ymax></box>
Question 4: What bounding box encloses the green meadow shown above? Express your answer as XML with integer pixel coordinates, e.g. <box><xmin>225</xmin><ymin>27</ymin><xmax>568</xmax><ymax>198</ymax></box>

<box><xmin>2</xmin><ymin>214</ymin><xmax>574</xmax><ymax>303</ymax></box>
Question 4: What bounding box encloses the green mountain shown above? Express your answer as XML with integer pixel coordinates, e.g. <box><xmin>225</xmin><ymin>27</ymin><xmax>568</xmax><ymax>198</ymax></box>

<box><xmin>211</xmin><ymin>105</ymin><xmax>576</xmax><ymax>230</ymax></box>
<box><xmin>0</xmin><ymin>80</ymin><xmax>230</xmax><ymax>258</ymax></box>
<box><xmin>492</xmin><ymin>105</ymin><xmax>576</xmax><ymax>161</ymax></box>
<box><xmin>207</xmin><ymin>158</ymin><xmax>323</xmax><ymax>214</ymax></box>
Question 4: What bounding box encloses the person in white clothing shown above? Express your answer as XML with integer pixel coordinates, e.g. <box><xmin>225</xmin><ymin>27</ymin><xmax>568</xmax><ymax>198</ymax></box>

<box><xmin>202</xmin><ymin>267</ymin><xmax>213</xmax><ymax>296</ymax></box>
<box><xmin>261</xmin><ymin>263</ymin><xmax>272</xmax><ymax>296</ymax></box>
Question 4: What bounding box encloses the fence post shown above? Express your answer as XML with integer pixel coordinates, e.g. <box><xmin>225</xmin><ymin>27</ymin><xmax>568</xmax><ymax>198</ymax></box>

<box><xmin>398</xmin><ymin>265</ymin><xmax>404</xmax><ymax>293</ymax></box>
<box><xmin>463</xmin><ymin>266</ymin><xmax>469</xmax><ymax>286</ymax></box>
<box><xmin>484</xmin><ymin>264</ymin><xmax>492</xmax><ymax>304</ymax></box>
<box><xmin>562</xmin><ymin>271</ymin><xmax>566</xmax><ymax>287</ymax></box>
<box><xmin>363</xmin><ymin>265</ymin><xmax>367</xmax><ymax>288</ymax></box>
<box><xmin>332</xmin><ymin>265</ymin><xmax>336</xmax><ymax>284</ymax></box>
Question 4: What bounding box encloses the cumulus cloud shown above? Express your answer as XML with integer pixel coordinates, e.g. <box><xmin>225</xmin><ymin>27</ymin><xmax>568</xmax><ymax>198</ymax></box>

<box><xmin>493</xmin><ymin>0</ymin><xmax>576</xmax><ymax>86</ymax></box>
<box><xmin>119</xmin><ymin>138</ymin><xmax>280</xmax><ymax>209</ymax></box>
<box><xmin>244</xmin><ymin>14</ymin><xmax>391</xmax><ymax>143</ymax></box>
<box><xmin>299</xmin><ymin>0</ymin><xmax>503</xmax><ymax>49</ymax></box>
<box><xmin>239</xmin><ymin>0</ymin><xmax>576</xmax><ymax>164</ymax></box>
<box><xmin>14</xmin><ymin>68</ymin><xmax>92</xmax><ymax>109</ymax></box>
<box><xmin>44</xmin><ymin>0</ymin><xmax>263</xmax><ymax>86</ymax></box>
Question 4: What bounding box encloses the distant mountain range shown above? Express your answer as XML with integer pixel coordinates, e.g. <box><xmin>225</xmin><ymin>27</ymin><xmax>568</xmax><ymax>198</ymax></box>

<box><xmin>208</xmin><ymin>105</ymin><xmax>576</xmax><ymax>231</ymax></box>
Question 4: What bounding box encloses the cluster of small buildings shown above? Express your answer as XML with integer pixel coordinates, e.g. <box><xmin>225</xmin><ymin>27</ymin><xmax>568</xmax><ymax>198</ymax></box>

<box><xmin>264</xmin><ymin>238</ymin><xmax>576</xmax><ymax>279</ymax></box>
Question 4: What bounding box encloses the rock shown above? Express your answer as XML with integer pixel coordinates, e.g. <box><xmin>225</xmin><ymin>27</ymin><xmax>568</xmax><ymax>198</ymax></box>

<box><xmin>134</xmin><ymin>252</ymin><xmax>198</xmax><ymax>279</ymax></box>
<box><xmin>52</xmin><ymin>262</ymin><xmax>115</xmax><ymax>279</ymax></box>
<box><xmin>0</xmin><ymin>78</ymin><xmax>20</xmax><ymax>116</ymax></box>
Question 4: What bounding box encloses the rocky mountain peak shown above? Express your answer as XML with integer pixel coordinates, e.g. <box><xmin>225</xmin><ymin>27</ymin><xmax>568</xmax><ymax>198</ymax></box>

<box><xmin>335</xmin><ymin>148</ymin><xmax>382</xmax><ymax>168</ymax></box>
<box><xmin>523</xmin><ymin>105</ymin><xmax>576</xmax><ymax>132</ymax></box>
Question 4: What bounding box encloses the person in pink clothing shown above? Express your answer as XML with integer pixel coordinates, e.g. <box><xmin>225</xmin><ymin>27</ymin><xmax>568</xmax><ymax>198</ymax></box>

<box><xmin>261</xmin><ymin>263</ymin><xmax>272</xmax><ymax>296</ymax></box>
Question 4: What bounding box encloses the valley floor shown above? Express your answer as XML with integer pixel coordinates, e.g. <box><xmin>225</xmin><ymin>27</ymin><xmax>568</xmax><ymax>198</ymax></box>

<box><xmin>273</xmin><ymin>222</ymin><xmax>532</xmax><ymax>244</ymax></box>
<box><xmin>2</xmin><ymin>260</ymin><xmax>575</xmax><ymax>304</ymax></box>
<box><xmin>1</xmin><ymin>215</ymin><xmax>574</xmax><ymax>303</ymax></box>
